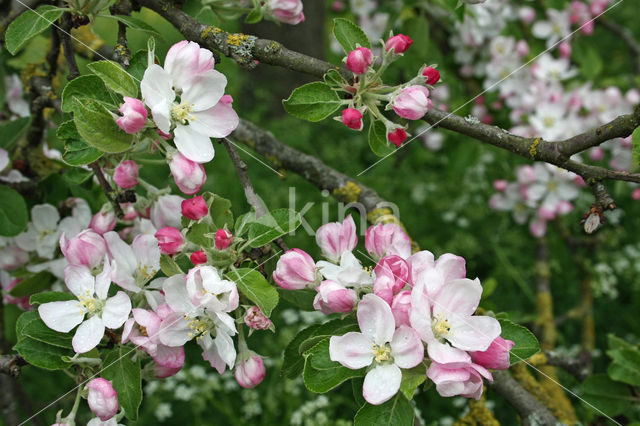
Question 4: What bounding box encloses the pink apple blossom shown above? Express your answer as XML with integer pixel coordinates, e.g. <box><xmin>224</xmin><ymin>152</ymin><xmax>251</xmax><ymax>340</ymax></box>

<box><xmin>235</xmin><ymin>352</ymin><xmax>267</xmax><ymax>388</ymax></box>
<box><xmin>330</xmin><ymin>294</ymin><xmax>423</xmax><ymax>405</ymax></box>
<box><xmin>90</xmin><ymin>211</ymin><xmax>117</xmax><ymax>235</ymax></box>
<box><xmin>407</xmin><ymin>250</ymin><xmax>466</xmax><ymax>298</ymax></box>
<box><xmin>190</xmin><ymin>250</ymin><xmax>207</xmax><ymax>265</ymax></box>
<box><xmin>391</xmin><ymin>290</ymin><xmax>411</xmax><ymax>327</ymax></box>
<box><xmin>155</xmin><ymin>227</ymin><xmax>185</xmax><ymax>255</ymax></box>
<box><xmin>273</xmin><ymin>248</ymin><xmax>318</xmax><ymax>290</ymax></box>
<box><xmin>116</xmin><ymin>97</ymin><xmax>147</xmax><ymax>134</ymax></box>
<box><xmin>150</xmin><ymin>195</ymin><xmax>184</xmax><ymax>229</ymax></box>
<box><xmin>469</xmin><ymin>336</ymin><xmax>514</xmax><ymax>370</ymax></box>
<box><xmin>113</xmin><ymin>160</ymin><xmax>139</xmax><ymax>189</ymax></box>
<box><xmin>365</xmin><ymin>223</ymin><xmax>412</xmax><ymax>260</ymax></box>
<box><xmin>214</xmin><ymin>229</ymin><xmax>233</xmax><ymax>250</ymax></box>
<box><xmin>346</xmin><ymin>47</ymin><xmax>373</xmax><ymax>75</ymax></box>
<box><xmin>104</xmin><ymin>231</ymin><xmax>160</xmax><ymax>292</ymax></box>
<box><xmin>244</xmin><ymin>306</ymin><xmax>272</xmax><ymax>330</ymax></box>
<box><xmin>313</xmin><ymin>279</ymin><xmax>357</xmax><ymax>314</ymax></box>
<box><xmin>341</xmin><ymin>108</ymin><xmax>363</xmax><ymax>130</ymax></box>
<box><xmin>315</xmin><ymin>214</ymin><xmax>357</xmax><ymax>262</ymax></box>
<box><xmin>385</xmin><ymin>34</ymin><xmax>413</xmax><ymax>54</ymax></box>
<box><xmin>267</xmin><ymin>0</ymin><xmax>305</xmax><ymax>25</ymax></box>
<box><xmin>181</xmin><ymin>196</ymin><xmax>208</xmax><ymax>220</ymax></box>
<box><xmin>59</xmin><ymin>230</ymin><xmax>107</xmax><ymax>269</ymax></box>
<box><xmin>392</xmin><ymin>86</ymin><xmax>433</xmax><ymax>120</ymax></box>
<box><xmin>86</xmin><ymin>378</ymin><xmax>119</xmax><ymax>421</ymax></box>
<box><xmin>387</xmin><ymin>128</ymin><xmax>407</xmax><ymax>147</ymax></box>
<box><xmin>422</xmin><ymin>67</ymin><xmax>440</xmax><ymax>85</ymax></box>
<box><xmin>169</xmin><ymin>152</ymin><xmax>207</xmax><ymax>195</ymax></box>
<box><xmin>427</xmin><ymin>361</ymin><xmax>492</xmax><ymax>399</ymax></box>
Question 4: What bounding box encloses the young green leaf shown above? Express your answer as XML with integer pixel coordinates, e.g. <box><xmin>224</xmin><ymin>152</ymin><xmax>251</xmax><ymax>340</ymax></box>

<box><xmin>353</xmin><ymin>393</ymin><xmax>415</xmax><ymax>426</ymax></box>
<box><xmin>580</xmin><ymin>374</ymin><xmax>634</xmax><ymax>417</ymax></box>
<box><xmin>87</xmin><ymin>60</ymin><xmax>139</xmax><ymax>97</ymax></box>
<box><xmin>498</xmin><ymin>318</ymin><xmax>540</xmax><ymax>364</ymax></box>
<box><xmin>332</xmin><ymin>18</ymin><xmax>371</xmax><ymax>53</ymax></box>
<box><xmin>72</xmin><ymin>97</ymin><xmax>133</xmax><ymax>153</ymax></box>
<box><xmin>302</xmin><ymin>338</ymin><xmax>365</xmax><ymax>393</ymax></box>
<box><xmin>61</xmin><ymin>75</ymin><xmax>117</xmax><ymax>113</ymax></box>
<box><xmin>226</xmin><ymin>268</ymin><xmax>279</xmax><ymax>316</ymax></box>
<box><xmin>283</xmin><ymin>82</ymin><xmax>342</xmax><ymax>122</ymax></box>
<box><xmin>246</xmin><ymin>209</ymin><xmax>301</xmax><ymax>248</ymax></box>
<box><xmin>8</xmin><ymin>271</ymin><xmax>55</xmax><ymax>297</ymax></box>
<box><xmin>0</xmin><ymin>117</ymin><xmax>31</xmax><ymax>150</ymax></box>
<box><xmin>102</xmin><ymin>349</ymin><xmax>143</xmax><ymax>421</ymax></box>
<box><xmin>369</xmin><ymin>120</ymin><xmax>395</xmax><ymax>157</ymax></box>
<box><xmin>5</xmin><ymin>5</ymin><xmax>65</xmax><ymax>55</ymax></box>
<box><xmin>0</xmin><ymin>186</ymin><xmax>29</xmax><ymax>237</ymax></box>
<box><xmin>631</xmin><ymin>127</ymin><xmax>640</xmax><ymax>166</ymax></box>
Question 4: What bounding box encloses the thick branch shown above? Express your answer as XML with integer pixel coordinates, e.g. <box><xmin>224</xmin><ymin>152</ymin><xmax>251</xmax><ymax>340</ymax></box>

<box><xmin>488</xmin><ymin>371</ymin><xmax>559</xmax><ymax>426</ymax></box>
<box><xmin>136</xmin><ymin>0</ymin><xmax>349</xmax><ymax>79</ymax></box>
<box><xmin>0</xmin><ymin>355</ymin><xmax>25</xmax><ymax>378</ymax></box>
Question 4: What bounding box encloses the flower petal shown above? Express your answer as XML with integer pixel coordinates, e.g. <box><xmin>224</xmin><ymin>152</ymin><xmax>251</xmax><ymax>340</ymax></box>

<box><xmin>357</xmin><ymin>294</ymin><xmax>395</xmax><ymax>345</ymax></box>
<box><xmin>448</xmin><ymin>315</ymin><xmax>501</xmax><ymax>352</ymax></box>
<box><xmin>173</xmin><ymin>125</ymin><xmax>214</xmax><ymax>164</ymax></box>
<box><xmin>102</xmin><ymin>291</ymin><xmax>132</xmax><ymax>329</ymax></box>
<box><xmin>362</xmin><ymin>364</ymin><xmax>401</xmax><ymax>405</ymax></box>
<box><xmin>72</xmin><ymin>316</ymin><xmax>105</xmax><ymax>353</ymax></box>
<box><xmin>32</xmin><ymin>204</ymin><xmax>60</xmax><ymax>232</ymax></box>
<box><xmin>162</xmin><ymin>274</ymin><xmax>196</xmax><ymax>314</ymax></box>
<box><xmin>38</xmin><ymin>301</ymin><xmax>84</xmax><ymax>332</ymax></box>
<box><xmin>64</xmin><ymin>265</ymin><xmax>95</xmax><ymax>297</ymax></box>
<box><xmin>158</xmin><ymin>312</ymin><xmax>191</xmax><ymax>347</ymax></box>
<box><xmin>189</xmin><ymin>101</ymin><xmax>239</xmax><ymax>139</ymax></box>
<box><xmin>140</xmin><ymin>64</ymin><xmax>174</xmax><ymax>133</ymax></box>
<box><xmin>432</xmin><ymin>278</ymin><xmax>482</xmax><ymax>318</ymax></box>
<box><xmin>390</xmin><ymin>325</ymin><xmax>424</xmax><ymax>369</ymax></box>
<box><xmin>329</xmin><ymin>332</ymin><xmax>373</xmax><ymax>369</ymax></box>
<box><xmin>427</xmin><ymin>340</ymin><xmax>471</xmax><ymax>366</ymax></box>
<box><xmin>182</xmin><ymin>70</ymin><xmax>226</xmax><ymax>111</ymax></box>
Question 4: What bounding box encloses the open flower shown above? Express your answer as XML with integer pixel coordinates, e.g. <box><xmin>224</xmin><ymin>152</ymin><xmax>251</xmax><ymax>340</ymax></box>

<box><xmin>329</xmin><ymin>294</ymin><xmax>423</xmax><ymax>405</ymax></box>
<box><xmin>104</xmin><ymin>232</ymin><xmax>160</xmax><ymax>292</ymax></box>
<box><xmin>38</xmin><ymin>261</ymin><xmax>131</xmax><ymax>353</ymax></box>
<box><xmin>315</xmin><ymin>215</ymin><xmax>358</xmax><ymax>262</ymax></box>
<box><xmin>141</xmin><ymin>41</ymin><xmax>239</xmax><ymax>163</ymax></box>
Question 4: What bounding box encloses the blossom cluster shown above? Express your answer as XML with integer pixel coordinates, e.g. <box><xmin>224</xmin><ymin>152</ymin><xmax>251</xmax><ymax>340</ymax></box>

<box><xmin>273</xmin><ymin>216</ymin><xmax>513</xmax><ymax>405</ymax></box>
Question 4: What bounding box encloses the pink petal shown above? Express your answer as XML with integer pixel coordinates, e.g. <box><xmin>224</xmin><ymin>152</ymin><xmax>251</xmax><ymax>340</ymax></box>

<box><xmin>357</xmin><ymin>294</ymin><xmax>395</xmax><ymax>345</ymax></box>
<box><xmin>329</xmin><ymin>332</ymin><xmax>373</xmax><ymax>369</ymax></box>
<box><xmin>390</xmin><ymin>325</ymin><xmax>424</xmax><ymax>369</ymax></box>
<box><xmin>432</xmin><ymin>278</ymin><xmax>482</xmax><ymax>318</ymax></box>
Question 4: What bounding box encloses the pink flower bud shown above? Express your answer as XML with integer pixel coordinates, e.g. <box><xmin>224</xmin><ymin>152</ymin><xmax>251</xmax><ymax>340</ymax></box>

<box><xmin>5</xmin><ymin>279</ymin><xmax>30</xmax><ymax>310</ymax></box>
<box><xmin>273</xmin><ymin>248</ymin><xmax>317</xmax><ymax>290</ymax></box>
<box><xmin>385</xmin><ymin>34</ymin><xmax>413</xmax><ymax>54</ymax></box>
<box><xmin>557</xmin><ymin>200</ymin><xmax>574</xmax><ymax>215</ymax></box>
<box><xmin>244</xmin><ymin>306</ymin><xmax>272</xmax><ymax>330</ymax></box>
<box><xmin>313</xmin><ymin>280</ymin><xmax>357</xmax><ymax>314</ymax></box>
<box><xmin>235</xmin><ymin>352</ymin><xmax>266</xmax><ymax>388</ymax></box>
<box><xmin>190</xmin><ymin>250</ymin><xmax>207</xmax><ymax>265</ymax></box>
<box><xmin>155</xmin><ymin>227</ymin><xmax>185</xmax><ymax>255</ymax></box>
<box><xmin>113</xmin><ymin>160</ymin><xmax>139</xmax><ymax>189</ymax></box>
<box><xmin>581</xmin><ymin>20</ymin><xmax>594</xmax><ymax>35</ymax></box>
<box><xmin>590</xmin><ymin>0</ymin><xmax>609</xmax><ymax>15</ymax></box>
<box><xmin>365</xmin><ymin>223</ymin><xmax>411</xmax><ymax>260</ymax></box>
<box><xmin>529</xmin><ymin>219</ymin><xmax>547</xmax><ymax>238</ymax></box>
<box><xmin>59</xmin><ymin>230</ymin><xmax>107</xmax><ymax>269</ymax></box>
<box><xmin>374</xmin><ymin>255</ymin><xmax>410</xmax><ymax>291</ymax></box>
<box><xmin>515</xmin><ymin>40</ymin><xmax>530</xmax><ymax>57</ymax></box>
<box><xmin>558</xmin><ymin>41</ymin><xmax>572</xmax><ymax>58</ymax></box>
<box><xmin>346</xmin><ymin>47</ymin><xmax>373</xmax><ymax>74</ymax></box>
<box><xmin>519</xmin><ymin>6</ymin><xmax>536</xmax><ymax>23</ymax></box>
<box><xmin>393</xmin><ymin>86</ymin><xmax>432</xmax><ymax>120</ymax></box>
<box><xmin>181</xmin><ymin>196</ymin><xmax>208</xmax><ymax>220</ymax></box>
<box><xmin>86</xmin><ymin>378</ymin><xmax>119</xmax><ymax>421</ymax></box>
<box><xmin>633</xmin><ymin>188</ymin><xmax>640</xmax><ymax>200</ymax></box>
<box><xmin>422</xmin><ymin>67</ymin><xmax>441</xmax><ymax>85</ymax></box>
<box><xmin>589</xmin><ymin>147</ymin><xmax>605</xmax><ymax>161</ymax></box>
<box><xmin>316</xmin><ymin>215</ymin><xmax>357</xmax><ymax>262</ymax></box>
<box><xmin>116</xmin><ymin>97</ymin><xmax>147</xmax><ymax>134</ymax></box>
<box><xmin>331</xmin><ymin>1</ymin><xmax>344</xmax><ymax>11</ymax></box>
<box><xmin>169</xmin><ymin>152</ymin><xmax>207</xmax><ymax>195</ymax></box>
<box><xmin>387</xmin><ymin>128</ymin><xmax>407</xmax><ymax>147</ymax></box>
<box><xmin>220</xmin><ymin>94</ymin><xmax>233</xmax><ymax>105</ymax></box>
<box><xmin>493</xmin><ymin>180</ymin><xmax>508</xmax><ymax>192</ymax></box>
<box><xmin>341</xmin><ymin>108</ymin><xmax>363</xmax><ymax>130</ymax></box>
<box><xmin>214</xmin><ymin>229</ymin><xmax>233</xmax><ymax>250</ymax></box>
<box><xmin>391</xmin><ymin>290</ymin><xmax>411</xmax><ymax>327</ymax></box>
<box><xmin>470</xmin><ymin>336</ymin><xmax>514</xmax><ymax>370</ymax></box>
<box><xmin>90</xmin><ymin>211</ymin><xmax>117</xmax><ymax>235</ymax></box>
<box><xmin>574</xmin><ymin>175</ymin><xmax>586</xmax><ymax>187</ymax></box>
<box><xmin>154</xmin><ymin>363</ymin><xmax>182</xmax><ymax>378</ymax></box>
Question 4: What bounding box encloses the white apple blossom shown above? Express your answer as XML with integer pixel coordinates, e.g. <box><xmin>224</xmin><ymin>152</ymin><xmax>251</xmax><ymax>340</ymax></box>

<box><xmin>103</xmin><ymin>231</ymin><xmax>160</xmax><ymax>293</ymax></box>
<box><xmin>316</xmin><ymin>251</ymin><xmax>374</xmax><ymax>288</ymax></box>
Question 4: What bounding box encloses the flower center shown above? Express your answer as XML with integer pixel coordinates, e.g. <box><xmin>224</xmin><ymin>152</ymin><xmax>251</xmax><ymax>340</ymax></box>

<box><xmin>431</xmin><ymin>314</ymin><xmax>452</xmax><ymax>340</ymax></box>
<box><xmin>77</xmin><ymin>291</ymin><xmax>104</xmax><ymax>315</ymax></box>
<box><xmin>543</xmin><ymin>116</ymin><xmax>555</xmax><ymax>127</ymax></box>
<box><xmin>39</xmin><ymin>228</ymin><xmax>55</xmax><ymax>239</ymax></box>
<box><xmin>186</xmin><ymin>315</ymin><xmax>213</xmax><ymax>342</ymax></box>
<box><xmin>136</xmin><ymin>264</ymin><xmax>157</xmax><ymax>284</ymax></box>
<box><xmin>139</xmin><ymin>325</ymin><xmax>148</xmax><ymax>337</ymax></box>
<box><xmin>171</xmin><ymin>101</ymin><xmax>195</xmax><ymax>124</ymax></box>
<box><xmin>547</xmin><ymin>181</ymin><xmax>558</xmax><ymax>191</ymax></box>
<box><xmin>371</xmin><ymin>342</ymin><xmax>392</xmax><ymax>363</ymax></box>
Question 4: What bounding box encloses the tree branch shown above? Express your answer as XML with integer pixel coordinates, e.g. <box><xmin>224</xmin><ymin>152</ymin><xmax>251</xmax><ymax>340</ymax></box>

<box><xmin>488</xmin><ymin>371</ymin><xmax>559</xmax><ymax>426</ymax></box>
<box><xmin>0</xmin><ymin>355</ymin><xmax>25</xmax><ymax>378</ymax></box>
<box><xmin>90</xmin><ymin>162</ymin><xmax>125</xmax><ymax>218</ymax></box>
<box><xmin>60</xmin><ymin>12</ymin><xmax>79</xmax><ymax>80</ymax></box>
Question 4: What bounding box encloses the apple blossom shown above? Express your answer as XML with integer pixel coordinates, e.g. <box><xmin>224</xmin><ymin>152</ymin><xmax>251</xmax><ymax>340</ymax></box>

<box><xmin>190</xmin><ymin>250</ymin><xmax>207</xmax><ymax>265</ymax></box>
<box><xmin>104</xmin><ymin>232</ymin><xmax>161</xmax><ymax>292</ymax></box>
<box><xmin>113</xmin><ymin>160</ymin><xmax>139</xmax><ymax>189</ymax></box>
<box><xmin>90</xmin><ymin>211</ymin><xmax>117</xmax><ymax>235</ymax></box>
<box><xmin>407</xmin><ymin>251</ymin><xmax>466</xmax><ymax>298</ymax></box>
<box><xmin>155</xmin><ymin>227</ymin><xmax>185</xmax><ymax>255</ymax></box>
<box><xmin>341</xmin><ymin>108</ymin><xmax>363</xmax><ymax>131</ymax></box>
<box><xmin>391</xmin><ymin>291</ymin><xmax>411</xmax><ymax>327</ymax></box>
<box><xmin>181</xmin><ymin>196</ymin><xmax>208</xmax><ymax>220</ymax></box>
<box><xmin>392</xmin><ymin>86</ymin><xmax>433</xmax><ymax>120</ymax></box>
<box><xmin>422</xmin><ymin>67</ymin><xmax>440</xmax><ymax>85</ymax></box>
<box><xmin>244</xmin><ymin>306</ymin><xmax>272</xmax><ymax>330</ymax></box>
<box><xmin>141</xmin><ymin>41</ymin><xmax>239</xmax><ymax>163</ymax></box>
<box><xmin>387</xmin><ymin>128</ymin><xmax>407</xmax><ymax>147</ymax></box>
<box><xmin>317</xmin><ymin>251</ymin><xmax>374</xmax><ymax>288</ymax></box>
<box><xmin>38</xmin><ymin>261</ymin><xmax>131</xmax><ymax>353</ymax></box>
<box><xmin>59</xmin><ymin>229</ymin><xmax>107</xmax><ymax>269</ymax></box>
<box><xmin>313</xmin><ymin>279</ymin><xmax>357</xmax><ymax>314</ymax></box>
<box><xmin>186</xmin><ymin>266</ymin><xmax>239</xmax><ymax>313</ymax></box>
<box><xmin>385</xmin><ymin>34</ymin><xmax>412</xmax><ymax>54</ymax></box>
<box><xmin>346</xmin><ymin>47</ymin><xmax>373</xmax><ymax>75</ymax></box>
<box><xmin>235</xmin><ymin>352</ymin><xmax>267</xmax><ymax>388</ymax></box>
<box><xmin>315</xmin><ymin>214</ymin><xmax>357</xmax><ymax>262</ymax></box>
<box><xmin>267</xmin><ymin>0</ymin><xmax>305</xmax><ymax>25</ymax></box>
<box><xmin>427</xmin><ymin>361</ymin><xmax>492</xmax><ymax>399</ymax></box>
<box><xmin>86</xmin><ymin>378</ymin><xmax>119</xmax><ymax>421</ymax></box>
<box><xmin>151</xmin><ymin>195</ymin><xmax>184</xmax><ymax>229</ymax></box>
<box><xmin>1</xmin><ymin>272</ymin><xmax>30</xmax><ymax>310</ymax></box>
<box><xmin>365</xmin><ymin>223</ymin><xmax>412</xmax><ymax>260</ymax></box>
<box><xmin>168</xmin><ymin>152</ymin><xmax>207</xmax><ymax>195</ymax></box>
<box><xmin>116</xmin><ymin>97</ymin><xmax>147</xmax><ymax>134</ymax></box>
<box><xmin>329</xmin><ymin>294</ymin><xmax>423</xmax><ymax>405</ymax></box>
<box><xmin>273</xmin><ymin>248</ymin><xmax>318</xmax><ymax>290</ymax></box>
<box><xmin>214</xmin><ymin>229</ymin><xmax>233</xmax><ymax>250</ymax></box>
<box><xmin>4</xmin><ymin>75</ymin><xmax>29</xmax><ymax>117</ymax></box>
<box><xmin>469</xmin><ymin>336</ymin><xmax>514</xmax><ymax>370</ymax></box>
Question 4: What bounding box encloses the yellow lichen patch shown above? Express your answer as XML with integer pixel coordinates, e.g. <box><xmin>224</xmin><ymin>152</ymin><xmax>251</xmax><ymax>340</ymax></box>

<box><xmin>333</xmin><ymin>181</ymin><xmax>361</xmax><ymax>204</ymax></box>
<box><xmin>201</xmin><ymin>26</ymin><xmax>217</xmax><ymax>39</ymax></box>
<box><xmin>527</xmin><ymin>352</ymin><xmax>548</xmax><ymax>367</ymax></box>
<box><xmin>227</xmin><ymin>33</ymin><xmax>252</xmax><ymax>47</ymax></box>
<box><xmin>454</xmin><ymin>390</ymin><xmax>499</xmax><ymax>426</ymax></box>
<box><xmin>71</xmin><ymin>26</ymin><xmax>105</xmax><ymax>55</ymax></box>
<box><xmin>529</xmin><ymin>138</ymin><xmax>540</xmax><ymax>159</ymax></box>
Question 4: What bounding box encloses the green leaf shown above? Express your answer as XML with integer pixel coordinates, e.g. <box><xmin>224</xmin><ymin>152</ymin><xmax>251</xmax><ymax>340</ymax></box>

<box><xmin>244</xmin><ymin>6</ymin><xmax>263</xmax><ymax>23</ymax></box>
<box><xmin>0</xmin><ymin>117</ymin><xmax>31</xmax><ymax>150</ymax></box>
<box><xmin>324</xmin><ymin>69</ymin><xmax>345</xmax><ymax>88</ymax></box>
<box><xmin>187</xmin><ymin>222</ymin><xmax>213</xmax><ymax>247</ymax></box>
<box><xmin>61</xmin><ymin>75</ymin><xmax>117</xmax><ymax>113</ymax></box>
<box><xmin>246</xmin><ymin>209</ymin><xmax>301</xmax><ymax>248</ymax></box>
<box><xmin>102</xmin><ymin>348</ymin><xmax>142</xmax><ymax>421</ymax></box>
<box><xmin>400</xmin><ymin>363</ymin><xmax>427</xmax><ymax>400</ymax></box>
<box><xmin>608</xmin><ymin>334</ymin><xmax>636</xmax><ymax>351</ymax></box>
<box><xmin>234</xmin><ymin>211</ymin><xmax>257</xmax><ymax>236</ymax></box>
<box><xmin>303</xmin><ymin>338</ymin><xmax>365</xmax><ymax>393</ymax></box>
<box><xmin>282</xmin><ymin>323</ymin><xmax>322</xmax><ymax>379</ymax></box>
<box><xmin>88</xmin><ymin>60</ymin><xmax>138</xmax><ymax>98</ymax></box>
<box><xmin>29</xmin><ymin>291</ymin><xmax>76</xmax><ymax>305</ymax></box>
<box><xmin>498</xmin><ymin>318</ymin><xmax>540</xmax><ymax>364</ymax></box>
<box><xmin>63</xmin><ymin>168</ymin><xmax>94</xmax><ymax>185</ymax></box>
<box><xmin>632</xmin><ymin>127</ymin><xmax>640</xmax><ymax>167</ymax></box>
<box><xmin>283</xmin><ymin>82</ymin><xmax>342</xmax><ymax>122</ymax></box>
<box><xmin>277</xmin><ymin>288</ymin><xmax>316</xmax><ymax>311</ymax></box>
<box><xmin>354</xmin><ymin>393</ymin><xmax>415</xmax><ymax>426</ymax></box>
<box><xmin>58</xmin><ymin>120</ymin><xmax>104</xmax><ymax>165</ymax></box>
<box><xmin>573</xmin><ymin>43</ymin><xmax>603</xmax><ymax>80</ymax></box>
<box><xmin>581</xmin><ymin>374</ymin><xmax>634</xmax><ymax>417</ymax></box>
<box><xmin>72</xmin><ymin>97</ymin><xmax>133</xmax><ymax>153</ymax></box>
<box><xmin>206</xmin><ymin>193</ymin><xmax>234</xmax><ymax>229</ymax></box>
<box><xmin>332</xmin><ymin>18</ymin><xmax>371</xmax><ymax>53</ymax></box>
<box><xmin>9</xmin><ymin>271</ymin><xmax>55</xmax><ymax>297</ymax></box>
<box><xmin>13</xmin><ymin>337</ymin><xmax>72</xmax><ymax>370</ymax></box>
<box><xmin>0</xmin><ymin>186</ymin><xmax>29</xmax><ymax>237</ymax></box>
<box><xmin>369</xmin><ymin>120</ymin><xmax>395</xmax><ymax>157</ymax></box>
<box><xmin>5</xmin><ymin>5</ymin><xmax>65</xmax><ymax>55</ymax></box>
<box><xmin>106</xmin><ymin>14</ymin><xmax>161</xmax><ymax>36</ymax></box>
<box><xmin>607</xmin><ymin>348</ymin><xmax>640</xmax><ymax>386</ymax></box>
<box><xmin>226</xmin><ymin>268</ymin><xmax>279</xmax><ymax>316</ymax></box>
<box><xmin>127</xmin><ymin>50</ymin><xmax>149</xmax><ymax>85</ymax></box>
<box><xmin>159</xmin><ymin>254</ymin><xmax>184</xmax><ymax>277</ymax></box>
<box><xmin>16</xmin><ymin>311</ymin><xmax>73</xmax><ymax>349</ymax></box>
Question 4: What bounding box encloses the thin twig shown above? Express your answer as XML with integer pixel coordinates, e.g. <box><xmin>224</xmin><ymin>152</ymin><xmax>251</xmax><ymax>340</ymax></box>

<box><xmin>110</xmin><ymin>0</ymin><xmax>132</xmax><ymax>67</ymax></box>
<box><xmin>90</xmin><ymin>162</ymin><xmax>125</xmax><ymax>218</ymax></box>
<box><xmin>60</xmin><ymin>12</ymin><xmax>79</xmax><ymax>80</ymax></box>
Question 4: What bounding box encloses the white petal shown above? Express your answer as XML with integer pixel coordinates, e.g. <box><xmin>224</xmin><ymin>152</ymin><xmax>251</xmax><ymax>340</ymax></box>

<box><xmin>329</xmin><ymin>332</ymin><xmax>373</xmax><ymax>369</ymax></box>
<box><xmin>432</xmin><ymin>278</ymin><xmax>482</xmax><ymax>318</ymax></box>
<box><xmin>132</xmin><ymin>234</ymin><xmax>160</xmax><ymax>278</ymax></box>
<box><xmin>102</xmin><ymin>292</ymin><xmax>132</xmax><ymax>329</ymax></box>
<box><xmin>163</xmin><ymin>274</ymin><xmax>196</xmax><ymax>314</ymax></box>
<box><xmin>362</xmin><ymin>364</ymin><xmax>401</xmax><ymax>405</ymax></box>
<box><xmin>427</xmin><ymin>340</ymin><xmax>471</xmax><ymax>366</ymax></box>
<box><xmin>14</xmin><ymin>224</ymin><xmax>38</xmax><ymax>252</ymax></box>
<box><xmin>189</xmin><ymin>102</ymin><xmax>239</xmax><ymax>139</ymax></box>
<box><xmin>94</xmin><ymin>258</ymin><xmax>111</xmax><ymax>300</ymax></box>
<box><xmin>214</xmin><ymin>330</ymin><xmax>236</xmax><ymax>369</ymax></box>
<box><xmin>72</xmin><ymin>316</ymin><xmax>105</xmax><ymax>353</ymax></box>
<box><xmin>182</xmin><ymin>70</ymin><xmax>226</xmax><ymax>111</ymax></box>
<box><xmin>158</xmin><ymin>313</ymin><xmax>192</xmax><ymax>347</ymax></box>
<box><xmin>31</xmin><ymin>204</ymin><xmax>59</xmax><ymax>232</ymax></box>
<box><xmin>448</xmin><ymin>315</ymin><xmax>501</xmax><ymax>352</ymax></box>
<box><xmin>104</xmin><ymin>232</ymin><xmax>136</xmax><ymax>276</ymax></box>
<box><xmin>141</xmin><ymin>64</ymin><xmax>175</xmax><ymax>131</ymax></box>
<box><xmin>390</xmin><ymin>325</ymin><xmax>424</xmax><ymax>369</ymax></box>
<box><xmin>38</xmin><ymin>301</ymin><xmax>84</xmax><ymax>332</ymax></box>
<box><xmin>64</xmin><ymin>265</ymin><xmax>95</xmax><ymax>297</ymax></box>
<box><xmin>173</xmin><ymin>125</ymin><xmax>215</xmax><ymax>163</ymax></box>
